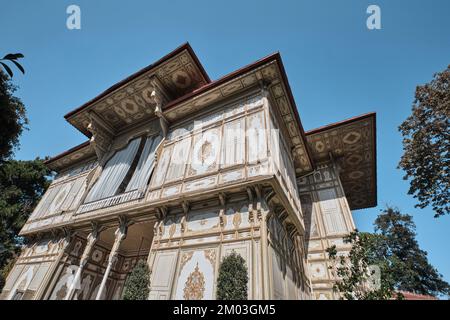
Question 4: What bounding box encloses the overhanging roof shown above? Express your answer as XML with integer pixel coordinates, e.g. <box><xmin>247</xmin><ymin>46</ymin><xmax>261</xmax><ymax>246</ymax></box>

<box><xmin>64</xmin><ymin>42</ymin><xmax>211</xmax><ymax>136</ymax></box>
<box><xmin>305</xmin><ymin>112</ymin><xmax>377</xmax><ymax>210</ymax></box>
<box><xmin>57</xmin><ymin>44</ymin><xmax>315</xmax><ymax>175</ymax></box>
<box><xmin>45</xmin><ymin>140</ymin><xmax>94</xmax><ymax>171</ymax></box>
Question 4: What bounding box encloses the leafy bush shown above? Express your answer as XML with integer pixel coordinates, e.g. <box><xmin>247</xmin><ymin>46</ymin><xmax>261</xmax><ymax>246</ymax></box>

<box><xmin>122</xmin><ymin>260</ymin><xmax>150</xmax><ymax>300</ymax></box>
<box><xmin>216</xmin><ymin>251</ymin><xmax>248</xmax><ymax>300</ymax></box>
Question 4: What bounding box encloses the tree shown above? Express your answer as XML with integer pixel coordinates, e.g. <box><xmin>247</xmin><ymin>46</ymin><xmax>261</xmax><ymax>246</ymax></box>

<box><xmin>327</xmin><ymin>207</ymin><xmax>450</xmax><ymax>299</ymax></box>
<box><xmin>216</xmin><ymin>251</ymin><xmax>248</xmax><ymax>300</ymax></box>
<box><xmin>326</xmin><ymin>231</ymin><xmax>396</xmax><ymax>300</ymax></box>
<box><xmin>399</xmin><ymin>66</ymin><xmax>450</xmax><ymax>217</ymax></box>
<box><xmin>122</xmin><ymin>260</ymin><xmax>151</xmax><ymax>300</ymax></box>
<box><xmin>0</xmin><ymin>70</ymin><xmax>28</xmax><ymax>161</ymax></box>
<box><xmin>0</xmin><ymin>159</ymin><xmax>51</xmax><ymax>274</ymax></box>
<box><xmin>374</xmin><ymin>207</ymin><xmax>450</xmax><ymax>297</ymax></box>
<box><xmin>0</xmin><ymin>55</ymin><xmax>48</xmax><ymax>292</ymax></box>
<box><xmin>0</xmin><ymin>53</ymin><xmax>25</xmax><ymax>78</ymax></box>
<box><xmin>0</xmin><ymin>257</ymin><xmax>17</xmax><ymax>291</ymax></box>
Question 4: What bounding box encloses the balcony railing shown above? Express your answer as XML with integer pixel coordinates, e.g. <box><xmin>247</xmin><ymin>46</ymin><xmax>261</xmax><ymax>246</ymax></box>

<box><xmin>77</xmin><ymin>189</ymin><xmax>144</xmax><ymax>214</ymax></box>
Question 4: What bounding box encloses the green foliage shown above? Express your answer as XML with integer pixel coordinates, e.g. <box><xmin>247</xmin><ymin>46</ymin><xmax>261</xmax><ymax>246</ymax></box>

<box><xmin>0</xmin><ymin>71</ymin><xmax>28</xmax><ymax>161</ymax></box>
<box><xmin>216</xmin><ymin>251</ymin><xmax>248</xmax><ymax>300</ymax></box>
<box><xmin>0</xmin><ymin>57</ymin><xmax>50</xmax><ymax>291</ymax></box>
<box><xmin>327</xmin><ymin>207</ymin><xmax>450</xmax><ymax>299</ymax></box>
<box><xmin>0</xmin><ymin>159</ymin><xmax>52</xmax><ymax>271</ymax></box>
<box><xmin>398</xmin><ymin>65</ymin><xmax>450</xmax><ymax>217</ymax></box>
<box><xmin>327</xmin><ymin>231</ymin><xmax>396</xmax><ymax>300</ymax></box>
<box><xmin>0</xmin><ymin>257</ymin><xmax>17</xmax><ymax>291</ymax></box>
<box><xmin>0</xmin><ymin>53</ymin><xmax>25</xmax><ymax>78</ymax></box>
<box><xmin>122</xmin><ymin>260</ymin><xmax>151</xmax><ymax>300</ymax></box>
<box><xmin>374</xmin><ymin>207</ymin><xmax>450</xmax><ymax>296</ymax></box>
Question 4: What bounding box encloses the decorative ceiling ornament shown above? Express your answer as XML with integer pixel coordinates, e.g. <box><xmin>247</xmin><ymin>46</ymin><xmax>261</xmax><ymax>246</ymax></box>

<box><xmin>305</xmin><ymin>113</ymin><xmax>376</xmax><ymax>210</ymax></box>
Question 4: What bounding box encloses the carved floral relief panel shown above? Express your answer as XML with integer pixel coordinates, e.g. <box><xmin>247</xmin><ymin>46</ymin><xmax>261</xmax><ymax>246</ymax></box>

<box><xmin>174</xmin><ymin>249</ymin><xmax>217</xmax><ymax>300</ymax></box>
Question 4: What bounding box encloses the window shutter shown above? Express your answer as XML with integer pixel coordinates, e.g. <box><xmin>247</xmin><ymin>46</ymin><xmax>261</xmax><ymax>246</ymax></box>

<box><xmin>84</xmin><ymin>137</ymin><xmax>141</xmax><ymax>202</ymax></box>
<box><xmin>60</xmin><ymin>177</ymin><xmax>86</xmax><ymax>212</ymax></box>
<box><xmin>126</xmin><ymin>135</ymin><xmax>163</xmax><ymax>192</ymax></box>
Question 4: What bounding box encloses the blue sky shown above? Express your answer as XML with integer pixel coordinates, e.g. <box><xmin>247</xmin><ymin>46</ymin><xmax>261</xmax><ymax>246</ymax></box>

<box><xmin>1</xmin><ymin>0</ymin><xmax>449</xmax><ymax>287</ymax></box>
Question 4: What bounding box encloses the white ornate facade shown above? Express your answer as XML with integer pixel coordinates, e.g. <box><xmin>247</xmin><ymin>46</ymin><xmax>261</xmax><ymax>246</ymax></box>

<box><xmin>0</xmin><ymin>43</ymin><xmax>376</xmax><ymax>300</ymax></box>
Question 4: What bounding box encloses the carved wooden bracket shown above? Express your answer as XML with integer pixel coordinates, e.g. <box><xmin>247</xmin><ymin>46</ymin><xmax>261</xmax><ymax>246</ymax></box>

<box><xmin>254</xmin><ymin>185</ymin><xmax>263</xmax><ymax>222</ymax></box>
<box><xmin>87</xmin><ymin>111</ymin><xmax>114</xmax><ymax>162</ymax></box>
<box><xmin>246</xmin><ymin>187</ymin><xmax>256</xmax><ymax>223</ymax></box>
<box><xmin>150</xmin><ymin>77</ymin><xmax>170</xmax><ymax>138</ymax></box>
<box><xmin>154</xmin><ymin>105</ymin><xmax>169</xmax><ymax>138</ymax></box>
<box><xmin>155</xmin><ymin>206</ymin><xmax>168</xmax><ymax>221</ymax></box>
<box><xmin>218</xmin><ymin>193</ymin><xmax>227</xmax><ymax>227</ymax></box>
<box><xmin>218</xmin><ymin>193</ymin><xmax>226</xmax><ymax>207</ymax></box>
<box><xmin>285</xmin><ymin>222</ymin><xmax>298</xmax><ymax>239</ymax></box>
<box><xmin>181</xmin><ymin>201</ymin><xmax>190</xmax><ymax>215</ymax></box>
<box><xmin>178</xmin><ymin>201</ymin><xmax>188</xmax><ymax>233</ymax></box>
<box><xmin>117</xmin><ymin>215</ymin><xmax>129</xmax><ymax>238</ymax></box>
<box><xmin>58</xmin><ymin>227</ymin><xmax>73</xmax><ymax>250</ymax></box>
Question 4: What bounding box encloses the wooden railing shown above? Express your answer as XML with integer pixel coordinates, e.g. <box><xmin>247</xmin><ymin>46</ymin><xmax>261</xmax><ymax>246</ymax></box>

<box><xmin>77</xmin><ymin>189</ymin><xmax>144</xmax><ymax>214</ymax></box>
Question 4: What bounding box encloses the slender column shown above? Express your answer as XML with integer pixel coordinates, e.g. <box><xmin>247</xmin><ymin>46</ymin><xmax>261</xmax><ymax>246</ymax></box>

<box><xmin>95</xmin><ymin>218</ymin><xmax>127</xmax><ymax>300</ymax></box>
<box><xmin>246</xmin><ymin>187</ymin><xmax>257</xmax><ymax>299</ymax></box>
<box><xmin>260</xmin><ymin>211</ymin><xmax>271</xmax><ymax>299</ymax></box>
<box><xmin>256</xmin><ymin>187</ymin><xmax>271</xmax><ymax>299</ymax></box>
<box><xmin>65</xmin><ymin>223</ymin><xmax>99</xmax><ymax>300</ymax></box>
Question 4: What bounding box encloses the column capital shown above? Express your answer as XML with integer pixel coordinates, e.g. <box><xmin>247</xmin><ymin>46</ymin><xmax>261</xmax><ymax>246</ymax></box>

<box><xmin>58</xmin><ymin>227</ymin><xmax>73</xmax><ymax>250</ymax></box>
<box><xmin>108</xmin><ymin>216</ymin><xmax>129</xmax><ymax>263</ymax></box>
<box><xmin>80</xmin><ymin>224</ymin><xmax>100</xmax><ymax>265</ymax></box>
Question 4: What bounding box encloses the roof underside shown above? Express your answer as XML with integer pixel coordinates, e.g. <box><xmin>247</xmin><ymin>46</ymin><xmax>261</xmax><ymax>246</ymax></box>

<box><xmin>306</xmin><ymin>113</ymin><xmax>377</xmax><ymax>210</ymax></box>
